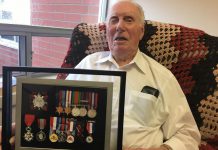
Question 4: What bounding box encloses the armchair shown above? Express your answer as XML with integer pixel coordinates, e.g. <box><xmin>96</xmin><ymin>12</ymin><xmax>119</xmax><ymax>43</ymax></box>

<box><xmin>57</xmin><ymin>20</ymin><xmax>218</xmax><ymax>150</ymax></box>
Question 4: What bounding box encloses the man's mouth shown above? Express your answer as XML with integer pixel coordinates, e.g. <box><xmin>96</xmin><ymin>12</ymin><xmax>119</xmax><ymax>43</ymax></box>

<box><xmin>114</xmin><ymin>36</ymin><xmax>127</xmax><ymax>41</ymax></box>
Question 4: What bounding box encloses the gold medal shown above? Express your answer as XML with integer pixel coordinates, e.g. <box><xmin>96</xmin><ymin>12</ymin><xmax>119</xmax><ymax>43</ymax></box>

<box><xmin>49</xmin><ymin>133</ymin><xmax>58</xmax><ymax>142</ymax></box>
<box><xmin>56</xmin><ymin>106</ymin><xmax>63</xmax><ymax>115</ymax></box>
<box><xmin>64</xmin><ymin>106</ymin><xmax>72</xmax><ymax>115</ymax></box>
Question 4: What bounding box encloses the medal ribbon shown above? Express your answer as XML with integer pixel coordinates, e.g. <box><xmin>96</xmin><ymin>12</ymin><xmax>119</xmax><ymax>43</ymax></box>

<box><xmin>86</xmin><ymin>121</ymin><xmax>94</xmax><ymax>134</ymax></box>
<box><xmin>65</xmin><ymin>90</ymin><xmax>69</xmax><ymax>108</ymax></box>
<box><xmin>76</xmin><ymin>122</ymin><xmax>83</xmax><ymax>138</ymax></box>
<box><xmin>91</xmin><ymin>92</ymin><xmax>95</xmax><ymax>109</ymax></box>
<box><xmin>71</xmin><ymin>90</ymin><xmax>74</xmax><ymax>107</ymax></box>
<box><xmin>62</xmin><ymin>90</ymin><xmax>66</xmax><ymax>110</ymax></box>
<box><xmin>24</xmin><ymin>114</ymin><xmax>35</xmax><ymax>127</ymax></box>
<box><xmin>88</xmin><ymin>92</ymin><xmax>92</xmax><ymax>109</ymax></box>
<box><xmin>38</xmin><ymin>118</ymin><xmax>46</xmax><ymax>130</ymax></box>
<box><xmin>58</xmin><ymin>90</ymin><xmax>62</xmax><ymax>106</ymax></box>
<box><xmin>61</xmin><ymin>117</ymin><xmax>65</xmax><ymax>132</ymax></box>
<box><xmin>74</xmin><ymin>91</ymin><xmax>79</xmax><ymax>106</ymax></box>
<box><xmin>50</xmin><ymin>117</ymin><xmax>57</xmax><ymax>131</ymax></box>
<box><xmin>94</xmin><ymin>92</ymin><xmax>98</xmax><ymax>109</ymax></box>
<box><xmin>69</xmin><ymin>120</ymin><xmax>74</xmax><ymax>132</ymax></box>
<box><xmin>68</xmin><ymin>90</ymin><xmax>72</xmax><ymax>106</ymax></box>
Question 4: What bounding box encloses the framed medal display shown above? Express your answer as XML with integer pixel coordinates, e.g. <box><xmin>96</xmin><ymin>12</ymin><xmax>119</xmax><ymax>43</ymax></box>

<box><xmin>16</xmin><ymin>77</ymin><xmax>113</xmax><ymax>150</ymax></box>
<box><xmin>2</xmin><ymin>67</ymin><xmax>126</xmax><ymax>150</ymax></box>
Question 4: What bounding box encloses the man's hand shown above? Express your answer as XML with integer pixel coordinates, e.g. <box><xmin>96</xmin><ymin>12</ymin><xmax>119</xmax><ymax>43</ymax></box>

<box><xmin>0</xmin><ymin>123</ymin><xmax>16</xmax><ymax>150</ymax></box>
<box><xmin>123</xmin><ymin>147</ymin><xmax>166</xmax><ymax>150</ymax></box>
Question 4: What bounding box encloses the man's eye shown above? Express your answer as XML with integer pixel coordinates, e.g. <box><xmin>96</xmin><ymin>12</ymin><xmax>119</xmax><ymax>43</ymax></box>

<box><xmin>125</xmin><ymin>18</ymin><xmax>133</xmax><ymax>22</ymax></box>
<box><xmin>109</xmin><ymin>18</ymin><xmax>118</xmax><ymax>24</ymax></box>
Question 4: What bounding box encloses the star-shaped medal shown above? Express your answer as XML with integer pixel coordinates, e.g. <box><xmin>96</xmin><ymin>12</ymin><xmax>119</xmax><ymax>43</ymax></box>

<box><xmin>56</xmin><ymin>106</ymin><xmax>63</xmax><ymax>115</ymax></box>
<box><xmin>33</xmin><ymin>93</ymin><xmax>46</xmax><ymax>110</ymax></box>
<box><xmin>64</xmin><ymin>107</ymin><xmax>72</xmax><ymax>115</ymax></box>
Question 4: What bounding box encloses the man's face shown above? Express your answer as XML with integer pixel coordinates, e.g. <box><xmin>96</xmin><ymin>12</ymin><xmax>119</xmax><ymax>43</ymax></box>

<box><xmin>106</xmin><ymin>1</ymin><xmax>144</xmax><ymax>61</ymax></box>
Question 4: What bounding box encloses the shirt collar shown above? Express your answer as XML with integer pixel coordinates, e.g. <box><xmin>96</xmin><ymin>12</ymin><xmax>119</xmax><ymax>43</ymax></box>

<box><xmin>95</xmin><ymin>50</ymin><xmax>148</xmax><ymax>74</ymax></box>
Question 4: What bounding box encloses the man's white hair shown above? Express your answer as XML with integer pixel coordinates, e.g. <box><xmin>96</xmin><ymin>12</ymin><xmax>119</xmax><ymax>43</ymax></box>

<box><xmin>107</xmin><ymin>0</ymin><xmax>145</xmax><ymax>24</ymax></box>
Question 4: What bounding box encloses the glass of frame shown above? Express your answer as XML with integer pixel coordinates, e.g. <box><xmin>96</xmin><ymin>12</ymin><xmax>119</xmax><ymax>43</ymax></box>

<box><xmin>16</xmin><ymin>78</ymin><xmax>113</xmax><ymax>150</ymax></box>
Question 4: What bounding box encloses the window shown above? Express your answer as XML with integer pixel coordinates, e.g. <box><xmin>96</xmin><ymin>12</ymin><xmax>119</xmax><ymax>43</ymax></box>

<box><xmin>0</xmin><ymin>0</ymin><xmax>108</xmax><ymax>86</ymax></box>
<box><xmin>0</xmin><ymin>35</ymin><xmax>19</xmax><ymax>49</ymax></box>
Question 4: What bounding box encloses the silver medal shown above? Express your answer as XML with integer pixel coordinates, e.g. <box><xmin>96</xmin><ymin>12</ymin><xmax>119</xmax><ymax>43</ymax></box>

<box><xmin>72</xmin><ymin>107</ymin><xmax>80</xmax><ymax>117</ymax></box>
<box><xmin>36</xmin><ymin>130</ymin><xmax>46</xmax><ymax>142</ymax></box>
<box><xmin>87</xmin><ymin>109</ymin><xmax>97</xmax><ymax>118</ymax></box>
<box><xmin>79</xmin><ymin>107</ymin><xmax>87</xmax><ymax>117</ymax></box>
<box><xmin>33</xmin><ymin>93</ymin><xmax>47</xmax><ymax>110</ymax></box>
<box><xmin>86</xmin><ymin>135</ymin><xmax>93</xmax><ymax>143</ymax></box>
<box><xmin>24</xmin><ymin>127</ymin><xmax>34</xmax><ymax>142</ymax></box>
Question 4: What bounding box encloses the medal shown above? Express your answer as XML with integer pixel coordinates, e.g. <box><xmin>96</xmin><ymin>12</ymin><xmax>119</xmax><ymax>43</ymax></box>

<box><xmin>49</xmin><ymin>117</ymin><xmax>58</xmax><ymax>142</ymax></box>
<box><xmin>79</xmin><ymin>107</ymin><xmax>87</xmax><ymax>117</ymax></box>
<box><xmin>87</xmin><ymin>109</ymin><xmax>97</xmax><ymax>118</ymax></box>
<box><xmin>56</xmin><ymin>90</ymin><xmax>64</xmax><ymax>115</ymax></box>
<box><xmin>86</xmin><ymin>121</ymin><xmax>95</xmax><ymax>143</ymax></box>
<box><xmin>65</xmin><ymin>90</ymin><xmax>72</xmax><ymax>115</ymax></box>
<box><xmin>79</xmin><ymin>92</ymin><xmax>88</xmax><ymax>117</ymax></box>
<box><xmin>66</xmin><ymin>119</ymin><xmax>76</xmax><ymax>143</ymax></box>
<box><xmin>56</xmin><ymin>106</ymin><xmax>63</xmax><ymax>115</ymax></box>
<box><xmin>36</xmin><ymin>118</ymin><xmax>46</xmax><ymax>142</ymax></box>
<box><xmin>24</xmin><ymin>114</ymin><xmax>35</xmax><ymax>142</ymax></box>
<box><xmin>72</xmin><ymin>91</ymin><xmax>80</xmax><ymax>117</ymax></box>
<box><xmin>87</xmin><ymin>92</ymin><xmax>98</xmax><ymax>118</ymax></box>
<box><xmin>49</xmin><ymin>133</ymin><xmax>58</xmax><ymax>142</ymax></box>
<box><xmin>66</xmin><ymin>135</ymin><xmax>74</xmax><ymax>143</ymax></box>
<box><xmin>36</xmin><ymin>130</ymin><xmax>46</xmax><ymax>142</ymax></box>
<box><xmin>76</xmin><ymin>121</ymin><xmax>85</xmax><ymax>142</ymax></box>
<box><xmin>65</xmin><ymin>107</ymin><xmax>72</xmax><ymax>115</ymax></box>
<box><xmin>58</xmin><ymin>124</ymin><xmax>67</xmax><ymax>143</ymax></box>
<box><xmin>58</xmin><ymin>131</ymin><xmax>67</xmax><ymax>142</ymax></box>
<box><xmin>86</xmin><ymin>135</ymin><xmax>93</xmax><ymax>143</ymax></box>
<box><xmin>24</xmin><ymin>128</ymin><xmax>34</xmax><ymax>142</ymax></box>
<box><xmin>32</xmin><ymin>93</ymin><xmax>47</xmax><ymax>110</ymax></box>
<box><xmin>58</xmin><ymin>118</ymin><xmax>67</xmax><ymax>142</ymax></box>
<box><xmin>72</xmin><ymin>107</ymin><xmax>80</xmax><ymax>116</ymax></box>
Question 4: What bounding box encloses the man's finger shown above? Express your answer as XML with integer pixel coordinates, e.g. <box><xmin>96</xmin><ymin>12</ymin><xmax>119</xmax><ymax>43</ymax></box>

<box><xmin>9</xmin><ymin>136</ymin><xmax>15</xmax><ymax>146</ymax></box>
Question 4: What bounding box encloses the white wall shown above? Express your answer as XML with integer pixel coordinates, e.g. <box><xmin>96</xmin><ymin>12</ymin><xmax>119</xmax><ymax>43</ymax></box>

<box><xmin>108</xmin><ymin>0</ymin><xmax>218</xmax><ymax>36</ymax></box>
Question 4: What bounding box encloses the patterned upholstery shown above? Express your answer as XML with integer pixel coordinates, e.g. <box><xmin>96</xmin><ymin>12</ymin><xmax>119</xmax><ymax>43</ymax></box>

<box><xmin>57</xmin><ymin>20</ymin><xmax>218</xmax><ymax>149</ymax></box>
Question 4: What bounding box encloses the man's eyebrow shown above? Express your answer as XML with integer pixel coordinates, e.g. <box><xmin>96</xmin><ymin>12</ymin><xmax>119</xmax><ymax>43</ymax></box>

<box><xmin>108</xmin><ymin>15</ymin><xmax>118</xmax><ymax>20</ymax></box>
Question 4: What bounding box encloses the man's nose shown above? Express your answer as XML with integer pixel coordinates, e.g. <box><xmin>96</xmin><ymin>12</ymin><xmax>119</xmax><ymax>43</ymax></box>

<box><xmin>116</xmin><ymin>20</ymin><xmax>125</xmax><ymax>32</ymax></box>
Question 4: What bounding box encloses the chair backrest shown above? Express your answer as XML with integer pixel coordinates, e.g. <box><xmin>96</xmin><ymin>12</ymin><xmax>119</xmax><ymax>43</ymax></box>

<box><xmin>57</xmin><ymin>20</ymin><xmax>218</xmax><ymax>149</ymax></box>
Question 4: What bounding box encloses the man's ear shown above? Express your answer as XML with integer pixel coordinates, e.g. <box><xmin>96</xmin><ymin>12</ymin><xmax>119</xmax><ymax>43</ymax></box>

<box><xmin>139</xmin><ymin>25</ymin><xmax>145</xmax><ymax>40</ymax></box>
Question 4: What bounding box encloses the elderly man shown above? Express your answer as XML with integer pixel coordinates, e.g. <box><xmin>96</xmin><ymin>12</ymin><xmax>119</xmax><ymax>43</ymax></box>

<box><xmin>0</xmin><ymin>0</ymin><xmax>200</xmax><ymax>150</ymax></box>
<box><xmin>67</xmin><ymin>0</ymin><xmax>201</xmax><ymax>150</ymax></box>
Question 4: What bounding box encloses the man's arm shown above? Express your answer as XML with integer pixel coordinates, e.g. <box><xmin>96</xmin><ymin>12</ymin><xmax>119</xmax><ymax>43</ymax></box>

<box><xmin>161</xmin><ymin>75</ymin><xmax>201</xmax><ymax>150</ymax></box>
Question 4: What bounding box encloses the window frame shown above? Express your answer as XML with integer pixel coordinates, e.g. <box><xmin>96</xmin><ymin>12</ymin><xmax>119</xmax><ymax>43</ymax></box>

<box><xmin>0</xmin><ymin>23</ymin><xmax>72</xmax><ymax>67</ymax></box>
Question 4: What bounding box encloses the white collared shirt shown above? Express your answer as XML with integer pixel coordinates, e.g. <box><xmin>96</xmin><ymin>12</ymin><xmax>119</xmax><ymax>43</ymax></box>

<box><xmin>67</xmin><ymin>50</ymin><xmax>200</xmax><ymax>150</ymax></box>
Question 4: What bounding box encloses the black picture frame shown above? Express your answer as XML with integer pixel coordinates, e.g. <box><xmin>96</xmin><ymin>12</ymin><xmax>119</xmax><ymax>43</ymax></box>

<box><xmin>2</xmin><ymin>66</ymin><xmax>126</xmax><ymax>150</ymax></box>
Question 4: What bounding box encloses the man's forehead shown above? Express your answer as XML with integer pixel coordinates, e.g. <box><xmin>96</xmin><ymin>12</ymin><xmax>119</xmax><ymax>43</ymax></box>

<box><xmin>108</xmin><ymin>2</ymin><xmax>140</xmax><ymax>18</ymax></box>
<box><xmin>108</xmin><ymin>11</ymin><xmax>136</xmax><ymax>18</ymax></box>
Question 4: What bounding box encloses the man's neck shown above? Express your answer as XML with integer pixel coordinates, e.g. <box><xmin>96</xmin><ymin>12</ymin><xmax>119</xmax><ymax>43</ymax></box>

<box><xmin>113</xmin><ymin>50</ymin><xmax>138</xmax><ymax>67</ymax></box>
